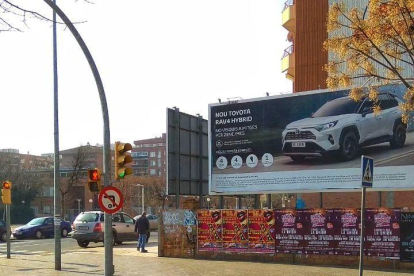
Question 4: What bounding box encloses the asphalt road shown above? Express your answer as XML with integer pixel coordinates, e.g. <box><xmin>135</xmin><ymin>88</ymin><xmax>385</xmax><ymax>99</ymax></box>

<box><xmin>214</xmin><ymin>131</ymin><xmax>414</xmax><ymax>173</ymax></box>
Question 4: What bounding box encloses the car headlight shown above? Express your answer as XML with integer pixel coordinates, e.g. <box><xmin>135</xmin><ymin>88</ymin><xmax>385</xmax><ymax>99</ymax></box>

<box><xmin>314</xmin><ymin>121</ymin><xmax>338</xmax><ymax>132</ymax></box>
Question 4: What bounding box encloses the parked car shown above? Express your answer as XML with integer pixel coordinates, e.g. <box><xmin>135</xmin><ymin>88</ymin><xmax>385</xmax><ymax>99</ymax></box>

<box><xmin>12</xmin><ymin>217</ymin><xmax>71</xmax><ymax>239</ymax></box>
<box><xmin>282</xmin><ymin>93</ymin><xmax>406</xmax><ymax>161</ymax></box>
<box><xmin>134</xmin><ymin>214</ymin><xmax>158</xmax><ymax>231</ymax></box>
<box><xmin>0</xmin><ymin>219</ymin><xmax>8</xmax><ymax>242</ymax></box>
<box><xmin>72</xmin><ymin>211</ymin><xmax>137</xmax><ymax>248</ymax></box>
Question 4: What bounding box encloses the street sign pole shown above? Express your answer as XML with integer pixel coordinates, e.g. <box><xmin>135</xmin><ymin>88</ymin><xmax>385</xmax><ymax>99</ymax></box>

<box><xmin>359</xmin><ymin>186</ymin><xmax>366</xmax><ymax>276</ymax></box>
<box><xmin>359</xmin><ymin>155</ymin><xmax>373</xmax><ymax>276</ymax></box>
<box><xmin>6</xmin><ymin>203</ymin><xmax>10</xmax><ymax>259</ymax></box>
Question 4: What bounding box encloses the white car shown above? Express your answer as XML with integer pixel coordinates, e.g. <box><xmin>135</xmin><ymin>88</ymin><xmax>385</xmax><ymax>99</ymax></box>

<box><xmin>282</xmin><ymin>93</ymin><xmax>406</xmax><ymax>161</ymax></box>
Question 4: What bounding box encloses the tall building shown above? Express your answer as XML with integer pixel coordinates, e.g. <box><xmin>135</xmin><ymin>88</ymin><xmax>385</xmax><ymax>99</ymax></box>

<box><xmin>131</xmin><ymin>134</ymin><xmax>166</xmax><ymax>178</ymax></box>
<box><xmin>281</xmin><ymin>0</ymin><xmax>413</xmax><ymax>93</ymax></box>
<box><xmin>281</xmin><ymin>0</ymin><xmax>329</xmax><ymax>93</ymax></box>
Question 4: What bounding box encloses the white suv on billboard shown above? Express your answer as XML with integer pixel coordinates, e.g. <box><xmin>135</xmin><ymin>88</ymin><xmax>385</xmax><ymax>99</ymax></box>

<box><xmin>282</xmin><ymin>93</ymin><xmax>406</xmax><ymax>161</ymax></box>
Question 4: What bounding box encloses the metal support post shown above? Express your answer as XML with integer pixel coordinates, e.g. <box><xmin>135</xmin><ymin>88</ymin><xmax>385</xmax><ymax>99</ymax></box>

<box><xmin>174</xmin><ymin>107</ymin><xmax>180</xmax><ymax>209</ymax></box>
<box><xmin>43</xmin><ymin>2</ymin><xmax>113</xmax><ymax>274</ymax></box>
<box><xmin>267</xmin><ymin>194</ymin><xmax>272</xmax><ymax>209</ymax></box>
<box><xmin>254</xmin><ymin>195</ymin><xmax>259</xmax><ymax>209</ymax></box>
<box><xmin>219</xmin><ymin>196</ymin><xmax>224</xmax><ymax>209</ymax></box>
<box><xmin>197</xmin><ymin>115</ymin><xmax>204</xmax><ymax>209</ymax></box>
<box><xmin>359</xmin><ymin>187</ymin><xmax>366</xmax><ymax>276</ymax></box>
<box><xmin>237</xmin><ymin>195</ymin><xmax>242</xmax><ymax>209</ymax></box>
<box><xmin>6</xmin><ymin>204</ymin><xmax>10</xmax><ymax>259</ymax></box>
<box><xmin>319</xmin><ymin>192</ymin><xmax>323</xmax><ymax>208</ymax></box>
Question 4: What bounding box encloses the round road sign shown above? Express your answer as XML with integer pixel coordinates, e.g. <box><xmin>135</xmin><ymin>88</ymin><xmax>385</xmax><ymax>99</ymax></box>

<box><xmin>98</xmin><ymin>186</ymin><xmax>124</xmax><ymax>214</ymax></box>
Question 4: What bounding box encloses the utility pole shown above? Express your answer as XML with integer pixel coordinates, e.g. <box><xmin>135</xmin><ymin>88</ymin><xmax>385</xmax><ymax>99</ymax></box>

<box><xmin>52</xmin><ymin>0</ymin><xmax>61</xmax><ymax>270</ymax></box>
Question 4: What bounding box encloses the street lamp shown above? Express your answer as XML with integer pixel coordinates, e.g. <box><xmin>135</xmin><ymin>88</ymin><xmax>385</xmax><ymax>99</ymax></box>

<box><xmin>206</xmin><ymin>197</ymin><xmax>211</xmax><ymax>209</ymax></box>
<box><xmin>136</xmin><ymin>184</ymin><xmax>145</xmax><ymax>214</ymax></box>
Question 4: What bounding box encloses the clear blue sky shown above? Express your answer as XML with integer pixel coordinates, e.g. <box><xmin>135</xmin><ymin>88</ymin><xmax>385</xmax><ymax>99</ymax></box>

<box><xmin>0</xmin><ymin>0</ymin><xmax>291</xmax><ymax>155</ymax></box>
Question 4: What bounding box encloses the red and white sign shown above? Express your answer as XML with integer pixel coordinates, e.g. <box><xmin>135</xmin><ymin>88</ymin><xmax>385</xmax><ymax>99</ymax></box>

<box><xmin>98</xmin><ymin>186</ymin><xmax>124</xmax><ymax>214</ymax></box>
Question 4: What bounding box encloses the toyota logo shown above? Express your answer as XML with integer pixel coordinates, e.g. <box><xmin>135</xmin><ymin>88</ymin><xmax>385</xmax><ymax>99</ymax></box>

<box><xmin>295</xmin><ymin>129</ymin><xmax>300</xmax><ymax>135</ymax></box>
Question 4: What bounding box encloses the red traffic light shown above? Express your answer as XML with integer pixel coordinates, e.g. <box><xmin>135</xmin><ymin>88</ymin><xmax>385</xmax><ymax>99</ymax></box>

<box><xmin>2</xmin><ymin>181</ymin><xmax>11</xmax><ymax>189</ymax></box>
<box><xmin>88</xmin><ymin>169</ymin><xmax>101</xmax><ymax>182</ymax></box>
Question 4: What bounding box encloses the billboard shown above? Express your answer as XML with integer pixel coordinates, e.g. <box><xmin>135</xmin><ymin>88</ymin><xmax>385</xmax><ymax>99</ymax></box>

<box><xmin>400</xmin><ymin>212</ymin><xmax>414</xmax><ymax>262</ymax></box>
<box><xmin>167</xmin><ymin>108</ymin><xmax>209</xmax><ymax>197</ymax></box>
<box><xmin>208</xmin><ymin>84</ymin><xmax>414</xmax><ymax>194</ymax></box>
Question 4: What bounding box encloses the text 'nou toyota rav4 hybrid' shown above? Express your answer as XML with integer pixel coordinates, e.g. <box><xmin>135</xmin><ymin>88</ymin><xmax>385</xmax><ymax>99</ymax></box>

<box><xmin>282</xmin><ymin>93</ymin><xmax>407</xmax><ymax>162</ymax></box>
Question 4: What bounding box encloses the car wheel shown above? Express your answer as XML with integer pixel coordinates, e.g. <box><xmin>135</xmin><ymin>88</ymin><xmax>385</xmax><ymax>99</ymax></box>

<box><xmin>339</xmin><ymin>131</ymin><xmax>358</xmax><ymax>161</ymax></box>
<box><xmin>390</xmin><ymin>122</ymin><xmax>406</xmax><ymax>149</ymax></box>
<box><xmin>77</xmin><ymin>240</ymin><xmax>89</xmax><ymax>248</ymax></box>
<box><xmin>1</xmin><ymin>231</ymin><xmax>6</xmax><ymax>242</ymax></box>
<box><xmin>290</xmin><ymin>156</ymin><xmax>306</xmax><ymax>162</ymax></box>
<box><xmin>61</xmin><ymin>228</ymin><xmax>68</xmax><ymax>238</ymax></box>
<box><xmin>35</xmin><ymin>230</ymin><xmax>43</xmax><ymax>239</ymax></box>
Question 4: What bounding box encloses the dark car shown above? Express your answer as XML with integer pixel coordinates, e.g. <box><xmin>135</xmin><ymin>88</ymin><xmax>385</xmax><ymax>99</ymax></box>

<box><xmin>12</xmin><ymin>217</ymin><xmax>71</xmax><ymax>239</ymax></box>
<box><xmin>0</xmin><ymin>219</ymin><xmax>8</xmax><ymax>242</ymax></box>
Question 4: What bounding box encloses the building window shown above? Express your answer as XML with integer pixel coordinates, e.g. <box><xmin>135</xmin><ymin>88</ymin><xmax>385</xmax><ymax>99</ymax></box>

<box><xmin>43</xmin><ymin>206</ymin><xmax>51</xmax><ymax>214</ymax></box>
<box><xmin>158</xmin><ymin>160</ymin><xmax>161</xmax><ymax>167</ymax></box>
<box><xmin>132</xmin><ymin>151</ymin><xmax>148</xmax><ymax>157</ymax></box>
<box><xmin>32</xmin><ymin>206</ymin><xmax>38</xmax><ymax>215</ymax></box>
<box><xmin>158</xmin><ymin>171</ymin><xmax>162</xmax><ymax>176</ymax></box>
<box><xmin>150</xmin><ymin>160</ymin><xmax>156</xmax><ymax>166</ymax></box>
<box><xmin>150</xmin><ymin>152</ymin><xmax>156</xmax><ymax>157</ymax></box>
<box><xmin>150</xmin><ymin>169</ymin><xmax>156</xmax><ymax>175</ymax></box>
<box><xmin>42</xmin><ymin>187</ymin><xmax>54</xmax><ymax>197</ymax></box>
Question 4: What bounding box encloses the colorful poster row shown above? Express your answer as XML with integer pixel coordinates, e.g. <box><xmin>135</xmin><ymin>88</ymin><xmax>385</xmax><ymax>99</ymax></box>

<box><xmin>197</xmin><ymin>208</ymin><xmax>402</xmax><ymax>257</ymax></box>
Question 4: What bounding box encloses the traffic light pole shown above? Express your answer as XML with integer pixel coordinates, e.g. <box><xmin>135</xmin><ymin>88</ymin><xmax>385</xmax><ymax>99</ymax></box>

<box><xmin>6</xmin><ymin>204</ymin><xmax>10</xmax><ymax>259</ymax></box>
<box><xmin>52</xmin><ymin>0</ymin><xmax>62</xmax><ymax>270</ymax></box>
<box><xmin>43</xmin><ymin>1</ymin><xmax>113</xmax><ymax>275</ymax></box>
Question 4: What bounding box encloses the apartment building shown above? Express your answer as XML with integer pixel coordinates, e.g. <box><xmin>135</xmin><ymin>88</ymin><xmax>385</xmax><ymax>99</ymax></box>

<box><xmin>131</xmin><ymin>134</ymin><xmax>166</xmax><ymax>178</ymax></box>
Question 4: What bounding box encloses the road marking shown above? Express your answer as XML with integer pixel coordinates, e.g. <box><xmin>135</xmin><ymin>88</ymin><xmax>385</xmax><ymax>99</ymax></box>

<box><xmin>376</xmin><ymin>149</ymin><xmax>414</xmax><ymax>165</ymax></box>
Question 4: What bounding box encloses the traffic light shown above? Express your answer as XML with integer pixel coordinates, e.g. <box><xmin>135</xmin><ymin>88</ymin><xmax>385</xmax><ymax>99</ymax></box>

<box><xmin>114</xmin><ymin>141</ymin><xmax>133</xmax><ymax>180</ymax></box>
<box><xmin>1</xmin><ymin>181</ymin><xmax>12</xmax><ymax>204</ymax></box>
<box><xmin>87</xmin><ymin>168</ymin><xmax>102</xmax><ymax>193</ymax></box>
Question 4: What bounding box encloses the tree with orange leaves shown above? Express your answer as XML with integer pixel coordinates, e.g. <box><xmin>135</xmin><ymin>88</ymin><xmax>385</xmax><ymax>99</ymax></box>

<box><xmin>324</xmin><ymin>0</ymin><xmax>414</xmax><ymax>122</ymax></box>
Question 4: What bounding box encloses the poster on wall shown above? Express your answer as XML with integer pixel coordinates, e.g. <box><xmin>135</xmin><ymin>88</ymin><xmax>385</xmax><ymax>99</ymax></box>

<box><xmin>365</xmin><ymin>208</ymin><xmax>400</xmax><ymax>258</ymax></box>
<box><xmin>208</xmin><ymin>84</ymin><xmax>414</xmax><ymax>195</ymax></box>
<box><xmin>222</xmin><ymin>209</ymin><xmax>249</xmax><ymax>252</ymax></box>
<box><xmin>334</xmin><ymin>209</ymin><xmax>361</xmax><ymax>256</ymax></box>
<box><xmin>248</xmin><ymin>209</ymin><xmax>276</xmax><ymax>253</ymax></box>
<box><xmin>302</xmin><ymin>209</ymin><xmax>336</xmax><ymax>255</ymax></box>
<box><xmin>400</xmin><ymin>212</ymin><xmax>414</xmax><ymax>262</ymax></box>
<box><xmin>275</xmin><ymin>209</ymin><xmax>304</xmax><ymax>254</ymax></box>
<box><xmin>197</xmin><ymin>210</ymin><xmax>223</xmax><ymax>251</ymax></box>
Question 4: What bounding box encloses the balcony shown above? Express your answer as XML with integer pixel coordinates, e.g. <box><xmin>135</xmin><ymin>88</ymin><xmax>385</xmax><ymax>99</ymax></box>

<box><xmin>282</xmin><ymin>0</ymin><xmax>296</xmax><ymax>32</ymax></box>
<box><xmin>281</xmin><ymin>45</ymin><xmax>295</xmax><ymax>81</ymax></box>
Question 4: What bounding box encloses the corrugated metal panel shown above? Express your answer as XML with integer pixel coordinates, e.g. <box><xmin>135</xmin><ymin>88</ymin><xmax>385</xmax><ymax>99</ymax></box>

<box><xmin>328</xmin><ymin>0</ymin><xmax>413</xmax><ymax>87</ymax></box>
<box><xmin>294</xmin><ymin>0</ymin><xmax>329</xmax><ymax>92</ymax></box>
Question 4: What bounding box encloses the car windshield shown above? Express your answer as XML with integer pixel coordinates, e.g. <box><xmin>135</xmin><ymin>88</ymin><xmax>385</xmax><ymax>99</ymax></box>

<box><xmin>312</xmin><ymin>98</ymin><xmax>359</xmax><ymax>117</ymax></box>
<box><xmin>75</xmin><ymin>213</ymin><xmax>99</xmax><ymax>223</ymax></box>
<box><xmin>27</xmin><ymin>218</ymin><xmax>45</xmax><ymax>226</ymax></box>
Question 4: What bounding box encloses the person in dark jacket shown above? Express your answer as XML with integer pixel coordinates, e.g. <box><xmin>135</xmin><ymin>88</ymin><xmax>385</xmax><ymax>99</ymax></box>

<box><xmin>135</xmin><ymin>212</ymin><xmax>150</xmax><ymax>253</ymax></box>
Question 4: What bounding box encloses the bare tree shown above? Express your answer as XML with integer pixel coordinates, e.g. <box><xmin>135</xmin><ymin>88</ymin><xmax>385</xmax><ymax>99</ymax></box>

<box><xmin>60</xmin><ymin>146</ymin><xmax>94</xmax><ymax>219</ymax></box>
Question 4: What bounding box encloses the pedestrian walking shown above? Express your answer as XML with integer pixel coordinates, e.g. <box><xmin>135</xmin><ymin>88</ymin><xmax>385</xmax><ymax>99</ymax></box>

<box><xmin>135</xmin><ymin>212</ymin><xmax>150</xmax><ymax>253</ymax></box>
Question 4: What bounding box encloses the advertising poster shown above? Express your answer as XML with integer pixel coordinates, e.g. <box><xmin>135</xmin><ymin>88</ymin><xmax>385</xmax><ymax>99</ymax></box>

<box><xmin>209</xmin><ymin>84</ymin><xmax>414</xmax><ymax>194</ymax></box>
<box><xmin>197</xmin><ymin>210</ymin><xmax>223</xmax><ymax>251</ymax></box>
<box><xmin>302</xmin><ymin>209</ymin><xmax>336</xmax><ymax>255</ymax></box>
<box><xmin>334</xmin><ymin>209</ymin><xmax>361</xmax><ymax>256</ymax></box>
<box><xmin>275</xmin><ymin>209</ymin><xmax>304</xmax><ymax>254</ymax></box>
<box><xmin>248</xmin><ymin>209</ymin><xmax>276</xmax><ymax>253</ymax></box>
<box><xmin>365</xmin><ymin>208</ymin><xmax>400</xmax><ymax>258</ymax></box>
<box><xmin>222</xmin><ymin>209</ymin><xmax>249</xmax><ymax>252</ymax></box>
<box><xmin>400</xmin><ymin>212</ymin><xmax>414</xmax><ymax>262</ymax></box>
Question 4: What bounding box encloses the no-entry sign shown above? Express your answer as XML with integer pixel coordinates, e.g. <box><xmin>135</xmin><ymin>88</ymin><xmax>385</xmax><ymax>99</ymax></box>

<box><xmin>98</xmin><ymin>186</ymin><xmax>124</xmax><ymax>214</ymax></box>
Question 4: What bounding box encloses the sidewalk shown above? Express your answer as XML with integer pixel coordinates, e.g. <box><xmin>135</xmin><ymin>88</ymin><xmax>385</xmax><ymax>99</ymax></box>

<box><xmin>0</xmin><ymin>249</ymin><xmax>411</xmax><ymax>276</ymax></box>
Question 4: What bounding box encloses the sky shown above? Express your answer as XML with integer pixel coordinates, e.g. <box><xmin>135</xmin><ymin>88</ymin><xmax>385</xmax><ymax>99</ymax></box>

<box><xmin>0</xmin><ymin>0</ymin><xmax>291</xmax><ymax>156</ymax></box>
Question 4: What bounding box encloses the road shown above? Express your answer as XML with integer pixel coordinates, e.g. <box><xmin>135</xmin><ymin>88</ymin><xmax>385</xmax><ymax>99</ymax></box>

<box><xmin>214</xmin><ymin>131</ymin><xmax>414</xmax><ymax>173</ymax></box>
